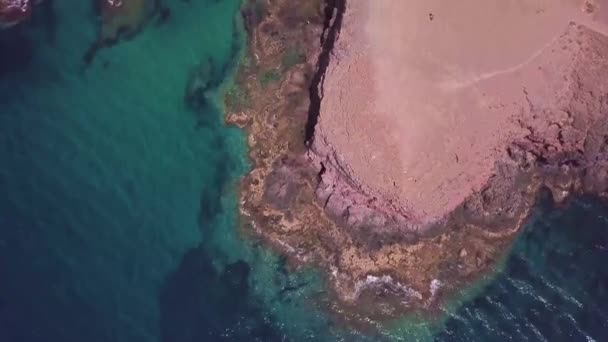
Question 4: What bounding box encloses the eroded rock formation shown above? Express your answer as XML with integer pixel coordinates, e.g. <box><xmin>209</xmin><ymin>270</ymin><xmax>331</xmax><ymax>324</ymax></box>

<box><xmin>227</xmin><ymin>0</ymin><xmax>608</xmax><ymax>321</ymax></box>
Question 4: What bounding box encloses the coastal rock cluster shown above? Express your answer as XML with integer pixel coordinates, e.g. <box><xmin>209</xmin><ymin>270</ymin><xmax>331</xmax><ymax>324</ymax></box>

<box><xmin>229</xmin><ymin>0</ymin><xmax>608</xmax><ymax>320</ymax></box>
<box><xmin>1</xmin><ymin>0</ymin><xmax>165</xmax><ymax>66</ymax></box>
<box><xmin>0</xmin><ymin>0</ymin><xmax>144</xmax><ymax>30</ymax></box>
<box><xmin>0</xmin><ymin>0</ymin><xmax>41</xmax><ymax>28</ymax></box>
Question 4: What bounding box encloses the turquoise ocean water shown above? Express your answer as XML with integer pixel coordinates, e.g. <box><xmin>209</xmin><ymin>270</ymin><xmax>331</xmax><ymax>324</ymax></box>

<box><xmin>0</xmin><ymin>1</ymin><xmax>606</xmax><ymax>341</ymax></box>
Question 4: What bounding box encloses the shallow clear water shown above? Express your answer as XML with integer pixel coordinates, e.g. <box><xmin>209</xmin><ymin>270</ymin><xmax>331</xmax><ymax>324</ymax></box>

<box><xmin>0</xmin><ymin>1</ymin><xmax>606</xmax><ymax>341</ymax></box>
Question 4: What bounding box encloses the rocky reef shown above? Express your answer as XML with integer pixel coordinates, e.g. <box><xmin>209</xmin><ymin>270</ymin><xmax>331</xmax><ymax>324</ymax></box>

<box><xmin>0</xmin><ymin>0</ymin><xmax>167</xmax><ymax>66</ymax></box>
<box><xmin>84</xmin><ymin>0</ymin><xmax>169</xmax><ymax>65</ymax></box>
<box><xmin>228</xmin><ymin>0</ymin><xmax>608</xmax><ymax>322</ymax></box>
<box><xmin>0</xmin><ymin>0</ymin><xmax>42</xmax><ymax>28</ymax></box>
<box><xmin>98</xmin><ymin>0</ymin><xmax>152</xmax><ymax>43</ymax></box>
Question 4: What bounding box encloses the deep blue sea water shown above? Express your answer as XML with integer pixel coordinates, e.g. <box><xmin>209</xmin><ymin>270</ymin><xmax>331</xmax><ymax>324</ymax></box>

<box><xmin>0</xmin><ymin>1</ymin><xmax>606</xmax><ymax>341</ymax></box>
<box><xmin>433</xmin><ymin>195</ymin><xmax>608</xmax><ymax>341</ymax></box>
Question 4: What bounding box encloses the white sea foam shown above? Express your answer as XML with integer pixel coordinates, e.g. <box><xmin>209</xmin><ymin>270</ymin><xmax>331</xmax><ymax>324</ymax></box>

<box><xmin>352</xmin><ymin>274</ymin><xmax>423</xmax><ymax>302</ymax></box>
<box><xmin>430</xmin><ymin>279</ymin><xmax>442</xmax><ymax>297</ymax></box>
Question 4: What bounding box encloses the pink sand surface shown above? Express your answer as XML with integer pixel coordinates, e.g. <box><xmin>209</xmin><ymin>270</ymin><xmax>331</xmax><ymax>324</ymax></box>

<box><xmin>313</xmin><ymin>0</ymin><xmax>608</xmax><ymax>224</ymax></box>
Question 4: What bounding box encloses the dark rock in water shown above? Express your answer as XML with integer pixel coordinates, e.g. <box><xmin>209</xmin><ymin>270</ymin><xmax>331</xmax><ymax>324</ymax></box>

<box><xmin>83</xmin><ymin>0</ymin><xmax>163</xmax><ymax>66</ymax></box>
<box><xmin>198</xmin><ymin>187</ymin><xmax>222</xmax><ymax>224</ymax></box>
<box><xmin>241</xmin><ymin>0</ymin><xmax>266</xmax><ymax>34</ymax></box>
<box><xmin>197</xmin><ymin>153</ymin><xmax>233</xmax><ymax>225</ymax></box>
<box><xmin>159</xmin><ymin>247</ymin><xmax>282</xmax><ymax>342</ymax></box>
<box><xmin>183</xmin><ymin>22</ymin><xmax>242</xmax><ymax>116</ymax></box>
<box><xmin>184</xmin><ymin>58</ymin><xmax>231</xmax><ymax>127</ymax></box>
<box><xmin>156</xmin><ymin>5</ymin><xmax>170</xmax><ymax>25</ymax></box>
<box><xmin>0</xmin><ymin>0</ymin><xmax>36</xmax><ymax>29</ymax></box>
<box><xmin>185</xmin><ymin>61</ymin><xmax>213</xmax><ymax>111</ymax></box>
<box><xmin>82</xmin><ymin>43</ymin><xmax>99</xmax><ymax>67</ymax></box>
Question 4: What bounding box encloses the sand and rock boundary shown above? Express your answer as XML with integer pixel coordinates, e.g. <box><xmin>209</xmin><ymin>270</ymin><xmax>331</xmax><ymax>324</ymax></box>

<box><xmin>226</xmin><ymin>0</ymin><xmax>608</xmax><ymax>322</ymax></box>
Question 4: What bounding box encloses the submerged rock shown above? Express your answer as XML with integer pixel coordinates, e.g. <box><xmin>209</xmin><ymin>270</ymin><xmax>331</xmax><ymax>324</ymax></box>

<box><xmin>99</xmin><ymin>0</ymin><xmax>148</xmax><ymax>42</ymax></box>
<box><xmin>83</xmin><ymin>0</ymin><xmax>162</xmax><ymax>66</ymax></box>
<box><xmin>0</xmin><ymin>0</ymin><xmax>42</xmax><ymax>28</ymax></box>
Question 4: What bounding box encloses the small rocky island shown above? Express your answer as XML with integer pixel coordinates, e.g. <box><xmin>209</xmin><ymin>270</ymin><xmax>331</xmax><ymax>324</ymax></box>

<box><xmin>227</xmin><ymin>0</ymin><xmax>608</xmax><ymax>319</ymax></box>
<box><xmin>0</xmin><ymin>0</ymin><xmax>41</xmax><ymax>28</ymax></box>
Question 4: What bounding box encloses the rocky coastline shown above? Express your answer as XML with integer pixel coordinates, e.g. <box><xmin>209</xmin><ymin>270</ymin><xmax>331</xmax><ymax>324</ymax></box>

<box><xmin>227</xmin><ymin>0</ymin><xmax>608</xmax><ymax>321</ymax></box>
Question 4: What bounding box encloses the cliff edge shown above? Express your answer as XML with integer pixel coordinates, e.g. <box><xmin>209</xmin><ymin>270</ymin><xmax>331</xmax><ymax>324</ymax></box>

<box><xmin>311</xmin><ymin>0</ymin><xmax>608</xmax><ymax>231</ymax></box>
<box><xmin>228</xmin><ymin>0</ymin><xmax>608</xmax><ymax>321</ymax></box>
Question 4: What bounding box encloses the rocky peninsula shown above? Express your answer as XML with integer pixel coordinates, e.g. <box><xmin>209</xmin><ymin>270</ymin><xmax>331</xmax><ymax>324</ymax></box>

<box><xmin>229</xmin><ymin>0</ymin><xmax>608</xmax><ymax>320</ymax></box>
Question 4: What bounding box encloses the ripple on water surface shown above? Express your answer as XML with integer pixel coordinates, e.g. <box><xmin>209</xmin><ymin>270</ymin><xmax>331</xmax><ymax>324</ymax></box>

<box><xmin>432</xmin><ymin>195</ymin><xmax>608</xmax><ymax>341</ymax></box>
